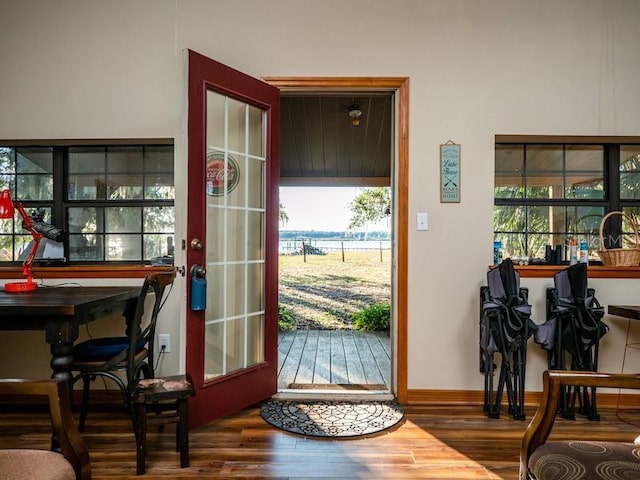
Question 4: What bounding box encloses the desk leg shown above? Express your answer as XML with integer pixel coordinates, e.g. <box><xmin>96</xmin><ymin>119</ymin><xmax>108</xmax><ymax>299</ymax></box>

<box><xmin>45</xmin><ymin>324</ymin><xmax>76</xmax><ymax>453</ymax></box>
<box><xmin>46</xmin><ymin>322</ymin><xmax>78</xmax><ymax>400</ymax></box>
<box><xmin>50</xmin><ymin>343</ymin><xmax>74</xmax><ymax>390</ymax></box>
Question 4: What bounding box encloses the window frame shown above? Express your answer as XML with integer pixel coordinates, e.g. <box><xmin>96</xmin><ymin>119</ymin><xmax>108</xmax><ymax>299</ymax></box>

<box><xmin>494</xmin><ymin>135</ymin><xmax>640</xmax><ymax>262</ymax></box>
<box><xmin>0</xmin><ymin>139</ymin><xmax>174</xmax><ymax>265</ymax></box>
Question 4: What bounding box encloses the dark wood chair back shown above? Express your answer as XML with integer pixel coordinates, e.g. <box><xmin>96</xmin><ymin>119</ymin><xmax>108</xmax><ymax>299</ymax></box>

<box><xmin>124</xmin><ymin>269</ymin><xmax>177</xmax><ymax>392</ymax></box>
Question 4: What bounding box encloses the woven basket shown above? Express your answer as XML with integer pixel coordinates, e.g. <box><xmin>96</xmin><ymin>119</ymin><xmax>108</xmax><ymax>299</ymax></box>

<box><xmin>597</xmin><ymin>211</ymin><xmax>640</xmax><ymax>266</ymax></box>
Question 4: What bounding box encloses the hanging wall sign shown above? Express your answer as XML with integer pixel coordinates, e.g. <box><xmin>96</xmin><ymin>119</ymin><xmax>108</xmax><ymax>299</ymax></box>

<box><xmin>440</xmin><ymin>141</ymin><xmax>460</xmax><ymax>203</ymax></box>
<box><xmin>206</xmin><ymin>151</ymin><xmax>240</xmax><ymax>196</ymax></box>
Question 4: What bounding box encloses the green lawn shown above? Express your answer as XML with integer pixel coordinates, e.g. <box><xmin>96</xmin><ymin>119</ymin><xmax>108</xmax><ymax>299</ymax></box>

<box><xmin>278</xmin><ymin>250</ymin><xmax>391</xmax><ymax>330</ymax></box>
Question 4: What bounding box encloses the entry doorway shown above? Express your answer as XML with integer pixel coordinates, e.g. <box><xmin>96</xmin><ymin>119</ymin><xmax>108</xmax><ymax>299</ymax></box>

<box><xmin>277</xmin><ymin>186</ymin><xmax>392</xmax><ymax>394</ymax></box>
<box><xmin>263</xmin><ymin>77</ymin><xmax>409</xmax><ymax>402</ymax></box>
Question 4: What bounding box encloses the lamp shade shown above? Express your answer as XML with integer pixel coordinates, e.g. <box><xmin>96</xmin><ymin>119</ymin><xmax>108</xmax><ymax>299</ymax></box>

<box><xmin>0</xmin><ymin>190</ymin><xmax>15</xmax><ymax>219</ymax></box>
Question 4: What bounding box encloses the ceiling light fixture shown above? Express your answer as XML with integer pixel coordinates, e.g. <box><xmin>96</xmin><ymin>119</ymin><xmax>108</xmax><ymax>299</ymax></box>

<box><xmin>348</xmin><ymin>105</ymin><xmax>362</xmax><ymax>127</ymax></box>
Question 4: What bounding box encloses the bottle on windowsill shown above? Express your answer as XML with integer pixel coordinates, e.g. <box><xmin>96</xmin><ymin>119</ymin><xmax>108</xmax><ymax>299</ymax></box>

<box><xmin>579</xmin><ymin>238</ymin><xmax>589</xmax><ymax>265</ymax></box>
<box><xmin>569</xmin><ymin>237</ymin><xmax>578</xmax><ymax>265</ymax></box>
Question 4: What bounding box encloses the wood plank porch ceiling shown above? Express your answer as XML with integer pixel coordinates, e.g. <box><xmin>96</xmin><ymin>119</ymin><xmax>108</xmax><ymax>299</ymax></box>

<box><xmin>280</xmin><ymin>93</ymin><xmax>392</xmax><ymax>187</ymax></box>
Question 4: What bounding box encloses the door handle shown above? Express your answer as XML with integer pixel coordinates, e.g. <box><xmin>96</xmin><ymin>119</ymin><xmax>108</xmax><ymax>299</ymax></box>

<box><xmin>190</xmin><ymin>238</ymin><xmax>203</xmax><ymax>250</ymax></box>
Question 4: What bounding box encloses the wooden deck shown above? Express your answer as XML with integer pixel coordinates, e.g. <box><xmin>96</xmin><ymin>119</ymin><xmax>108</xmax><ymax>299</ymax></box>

<box><xmin>277</xmin><ymin>330</ymin><xmax>390</xmax><ymax>390</ymax></box>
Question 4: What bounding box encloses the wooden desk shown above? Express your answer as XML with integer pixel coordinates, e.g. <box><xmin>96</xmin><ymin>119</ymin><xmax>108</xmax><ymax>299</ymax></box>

<box><xmin>0</xmin><ymin>286</ymin><xmax>140</xmax><ymax>396</ymax></box>
<box><xmin>608</xmin><ymin>305</ymin><xmax>640</xmax><ymax>376</ymax></box>
<box><xmin>608</xmin><ymin>305</ymin><xmax>640</xmax><ymax>320</ymax></box>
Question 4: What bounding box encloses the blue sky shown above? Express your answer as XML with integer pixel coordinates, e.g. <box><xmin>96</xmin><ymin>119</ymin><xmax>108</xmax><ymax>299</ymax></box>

<box><xmin>279</xmin><ymin>187</ymin><xmax>357</xmax><ymax>231</ymax></box>
<box><xmin>279</xmin><ymin>186</ymin><xmax>389</xmax><ymax>232</ymax></box>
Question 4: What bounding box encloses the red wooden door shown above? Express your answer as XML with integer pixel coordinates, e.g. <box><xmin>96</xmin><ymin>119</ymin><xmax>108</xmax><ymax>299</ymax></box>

<box><xmin>186</xmin><ymin>50</ymin><xmax>280</xmax><ymax>426</ymax></box>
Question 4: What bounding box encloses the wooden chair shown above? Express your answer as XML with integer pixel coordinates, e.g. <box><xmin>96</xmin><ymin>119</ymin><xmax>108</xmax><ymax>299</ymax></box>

<box><xmin>71</xmin><ymin>269</ymin><xmax>176</xmax><ymax>431</ymax></box>
<box><xmin>0</xmin><ymin>378</ymin><xmax>91</xmax><ymax>480</ymax></box>
<box><xmin>131</xmin><ymin>374</ymin><xmax>195</xmax><ymax>474</ymax></box>
<box><xmin>520</xmin><ymin>370</ymin><xmax>640</xmax><ymax>480</ymax></box>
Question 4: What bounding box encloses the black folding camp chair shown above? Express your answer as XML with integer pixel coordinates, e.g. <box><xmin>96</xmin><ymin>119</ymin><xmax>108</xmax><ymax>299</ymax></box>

<box><xmin>479</xmin><ymin>258</ymin><xmax>536</xmax><ymax>420</ymax></box>
<box><xmin>535</xmin><ymin>262</ymin><xmax>608</xmax><ymax>420</ymax></box>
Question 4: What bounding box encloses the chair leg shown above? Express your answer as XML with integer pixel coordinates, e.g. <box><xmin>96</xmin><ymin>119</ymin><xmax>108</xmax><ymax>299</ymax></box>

<box><xmin>79</xmin><ymin>375</ymin><xmax>93</xmax><ymax>432</ymax></box>
<box><xmin>485</xmin><ymin>351</ymin><xmax>501</xmax><ymax>418</ymax></box>
<box><xmin>501</xmin><ymin>356</ymin><xmax>515</xmax><ymax>416</ymax></box>
<box><xmin>177</xmin><ymin>398</ymin><xmax>190</xmax><ymax>468</ymax></box>
<box><xmin>134</xmin><ymin>401</ymin><xmax>147</xmax><ymax>475</ymax></box>
<box><xmin>482</xmin><ymin>350</ymin><xmax>492</xmax><ymax>413</ymax></box>
<box><xmin>512</xmin><ymin>344</ymin><xmax>526</xmax><ymax>420</ymax></box>
<box><xmin>490</xmin><ymin>355</ymin><xmax>508</xmax><ymax>419</ymax></box>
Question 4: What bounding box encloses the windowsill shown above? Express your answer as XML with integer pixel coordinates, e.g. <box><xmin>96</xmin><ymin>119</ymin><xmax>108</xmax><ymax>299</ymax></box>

<box><xmin>513</xmin><ymin>265</ymin><xmax>640</xmax><ymax>279</ymax></box>
<box><xmin>0</xmin><ymin>265</ymin><xmax>175</xmax><ymax>279</ymax></box>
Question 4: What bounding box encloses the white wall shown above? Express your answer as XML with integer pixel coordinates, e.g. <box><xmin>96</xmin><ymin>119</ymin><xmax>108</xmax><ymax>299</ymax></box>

<box><xmin>1</xmin><ymin>0</ymin><xmax>640</xmax><ymax>392</ymax></box>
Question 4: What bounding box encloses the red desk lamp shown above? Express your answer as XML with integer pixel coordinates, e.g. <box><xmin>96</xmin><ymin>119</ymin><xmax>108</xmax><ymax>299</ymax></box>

<box><xmin>0</xmin><ymin>189</ymin><xmax>43</xmax><ymax>292</ymax></box>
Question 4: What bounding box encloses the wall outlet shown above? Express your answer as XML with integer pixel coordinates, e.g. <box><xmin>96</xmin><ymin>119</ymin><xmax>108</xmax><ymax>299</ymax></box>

<box><xmin>158</xmin><ymin>334</ymin><xmax>170</xmax><ymax>353</ymax></box>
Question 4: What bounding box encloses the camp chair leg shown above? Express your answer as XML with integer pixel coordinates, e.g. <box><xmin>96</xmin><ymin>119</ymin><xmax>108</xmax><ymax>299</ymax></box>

<box><xmin>486</xmin><ymin>353</ymin><xmax>502</xmax><ymax>419</ymax></box>
<box><xmin>502</xmin><ymin>358</ymin><xmax>516</xmax><ymax>416</ymax></box>
<box><xmin>512</xmin><ymin>347</ymin><xmax>526</xmax><ymax>420</ymax></box>
<box><xmin>482</xmin><ymin>350</ymin><xmax>493</xmax><ymax>414</ymax></box>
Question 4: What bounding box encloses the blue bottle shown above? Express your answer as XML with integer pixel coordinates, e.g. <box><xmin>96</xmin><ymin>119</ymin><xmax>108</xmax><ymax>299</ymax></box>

<box><xmin>493</xmin><ymin>241</ymin><xmax>502</xmax><ymax>266</ymax></box>
<box><xmin>579</xmin><ymin>239</ymin><xmax>589</xmax><ymax>264</ymax></box>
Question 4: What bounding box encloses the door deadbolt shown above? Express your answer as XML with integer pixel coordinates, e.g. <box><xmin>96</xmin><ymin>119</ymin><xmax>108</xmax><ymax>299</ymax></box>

<box><xmin>190</xmin><ymin>238</ymin><xmax>202</xmax><ymax>250</ymax></box>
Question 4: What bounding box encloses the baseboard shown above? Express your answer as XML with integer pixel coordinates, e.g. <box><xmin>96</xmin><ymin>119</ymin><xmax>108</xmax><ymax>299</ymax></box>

<box><xmin>0</xmin><ymin>389</ymin><xmax>124</xmax><ymax>406</ymax></box>
<box><xmin>406</xmin><ymin>388</ymin><xmax>640</xmax><ymax>409</ymax></box>
<box><xmin>4</xmin><ymin>387</ymin><xmax>639</xmax><ymax>411</ymax></box>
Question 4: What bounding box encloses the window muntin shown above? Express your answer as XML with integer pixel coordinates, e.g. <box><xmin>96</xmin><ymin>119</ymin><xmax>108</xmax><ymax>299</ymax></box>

<box><xmin>0</xmin><ymin>142</ymin><xmax>174</xmax><ymax>264</ymax></box>
<box><xmin>494</xmin><ymin>140</ymin><xmax>633</xmax><ymax>262</ymax></box>
<box><xmin>620</xmin><ymin>147</ymin><xmax>640</xmax><ymax>200</ymax></box>
<box><xmin>495</xmin><ymin>144</ymin><xmax>524</xmax><ymax>199</ymax></box>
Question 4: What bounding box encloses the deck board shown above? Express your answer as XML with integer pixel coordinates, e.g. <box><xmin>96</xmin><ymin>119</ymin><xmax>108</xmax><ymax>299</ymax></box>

<box><xmin>329</xmin><ymin>330</ymin><xmax>348</xmax><ymax>384</ymax></box>
<box><xmin>353</xmin><ymin>331</ymin><xmax>385</xmax><ymax>385</ymax></box>
<box><xmin>365</xmin><ymin>331</ymin><xmax>391</xmax><ymax>386</ymax></box>
<box><xmin>313</xmin><ymin>330</ymin><xmax>331</xmax><ymax>384</ymax></box>
<box><xmin>295</xmin><ymin>329</ymin><xmax>318</xmax><ymax>384</ymax></box>
<box><xmin>342</xmin><ymin>331</ymin><xmax>367</xmax><ymax>384</ymax></box>
<box><xmin>277</xmin><ymin>331</ymin><xmax>307</xmax><ymax>388</ymax></box>
<box><xmin>278</xmin><ymin>330</ymin><xmax>390</xmax><ymax>389</ymax></box>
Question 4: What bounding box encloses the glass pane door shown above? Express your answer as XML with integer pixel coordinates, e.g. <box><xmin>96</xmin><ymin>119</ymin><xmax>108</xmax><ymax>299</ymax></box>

<box><xmin>203</xmin><ymin>91</ymin><xmax>266</xmax><ymax>382</ymax></box>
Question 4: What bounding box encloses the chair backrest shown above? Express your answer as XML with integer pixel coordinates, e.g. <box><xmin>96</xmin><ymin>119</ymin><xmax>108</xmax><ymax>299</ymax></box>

<box><xmin>486</xmin><ymin>258</ymin><xmax>527</xmax><ymax>306</ymax></box>
<box><xmin>482</xmin><ymin>258</ymin><xmax>534</xmax><ymax>353</ymax></box>
<box><xmin>552</xmin><ymin>263</ymin><xmax>607</xmax><ymax>356</ymax></box>
<box><xmin>0</xmin><ymin>378</ymin><xmax>91</xmax><ymax>480</ymax></box>
<box><xmin>125</xmin><ymin>269</ymin><xmax>177</xmax><ymax>388</ymax></box>
<box><xmin>554</xmin><ymin>262</ymin><xmax>588</xmax><ymax>305</ymax></box>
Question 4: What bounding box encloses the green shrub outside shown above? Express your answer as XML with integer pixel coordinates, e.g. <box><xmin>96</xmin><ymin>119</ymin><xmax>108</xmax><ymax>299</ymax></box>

<box><xmin>278</xmin><ymin>304</ymin><xmax>295</xmax><ymax>331</ymax></box>
<box><xmin>352</xmin><ymin>303</ymin><xmax>390</xmax><ymax>331</ymax></box>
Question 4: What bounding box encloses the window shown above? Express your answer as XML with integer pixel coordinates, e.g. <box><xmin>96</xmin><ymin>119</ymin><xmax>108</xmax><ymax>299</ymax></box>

<box><xmin>0</xmin><ymin>142</ymin><xmax>174</xmax><ymax>264</ymax></box>
<box><xmin>494</xmin><ymin>137</ymin><xmax>640</xmax><ymax>262</ymax></box>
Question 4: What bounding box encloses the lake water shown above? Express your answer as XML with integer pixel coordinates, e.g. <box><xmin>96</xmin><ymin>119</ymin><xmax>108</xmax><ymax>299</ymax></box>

<box><xmin>279</xmin><ymin>239</ymin><xmax>391</xmax><ymax>254</ymax></box>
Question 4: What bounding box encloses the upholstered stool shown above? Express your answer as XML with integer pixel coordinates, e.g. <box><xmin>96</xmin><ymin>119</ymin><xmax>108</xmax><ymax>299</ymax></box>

<box><xmin>132</xmin><ymin>374</ymin><xmax>194</xmax><ymax>475</ymax></box>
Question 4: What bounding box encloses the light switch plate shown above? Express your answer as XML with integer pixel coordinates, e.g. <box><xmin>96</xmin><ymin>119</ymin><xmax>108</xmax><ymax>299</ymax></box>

<box><xmin>417</xmin><ymin>212</ymin><xmax>428</xmax><ymax>231</ymax></box>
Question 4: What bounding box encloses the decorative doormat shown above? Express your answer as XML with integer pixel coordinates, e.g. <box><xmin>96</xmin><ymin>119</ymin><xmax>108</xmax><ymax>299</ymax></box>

<box><xmin>260</xmin><ymin>399</ymin><xmax>404</xmax><ymax>438</ymax></box>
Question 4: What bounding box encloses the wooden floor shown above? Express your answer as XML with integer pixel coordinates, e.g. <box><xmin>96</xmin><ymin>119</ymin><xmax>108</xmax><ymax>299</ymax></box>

<box><xmin>278</xmin><ymin>330</ymin><xmax>391</xmax><ymax>390</ymax></box>
<box><xmin>4</xmin><ymin>402</ymin><xmax>640</xmax><ymax>479</ymax></box>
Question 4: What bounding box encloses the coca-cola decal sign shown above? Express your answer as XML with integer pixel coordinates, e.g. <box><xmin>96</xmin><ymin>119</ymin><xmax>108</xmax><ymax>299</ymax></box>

<box><xmin>206</xmin><ymin>151</ymin><xmax>240</xmax><ymax>196</ymax></box>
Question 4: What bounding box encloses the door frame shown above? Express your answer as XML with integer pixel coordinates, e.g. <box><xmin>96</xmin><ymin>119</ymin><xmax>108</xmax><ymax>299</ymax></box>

<box><xmin>262</xmin><ymin>77</ymin><xmax>409</xmax><ymax>402</ymax></box>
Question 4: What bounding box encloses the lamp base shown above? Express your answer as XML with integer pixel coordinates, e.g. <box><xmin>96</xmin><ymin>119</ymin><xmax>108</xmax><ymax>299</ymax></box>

<box><xmin>4</xmin><ymin>281</ymin><xmax>38</xmax><ymax>293</ymax></box>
